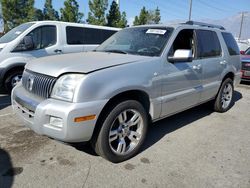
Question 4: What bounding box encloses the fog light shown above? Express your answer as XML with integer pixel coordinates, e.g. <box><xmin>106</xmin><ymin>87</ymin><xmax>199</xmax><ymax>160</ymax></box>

<box><xmin>50</xmin><ymin>116</ymin><xmax>63</xmax><ymax>128</ymax></box>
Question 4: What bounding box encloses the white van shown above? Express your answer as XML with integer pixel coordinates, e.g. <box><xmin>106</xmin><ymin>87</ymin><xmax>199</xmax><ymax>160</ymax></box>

<box><xmin>0</xmin><ymin>21</ymin><xmax>120</xmax><ymax>93</ymax></box>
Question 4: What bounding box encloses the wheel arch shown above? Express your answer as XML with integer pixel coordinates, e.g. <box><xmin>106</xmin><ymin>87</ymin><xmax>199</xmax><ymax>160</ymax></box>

<box><xmin>2</xmin><ymin>63</ymin><xmax>26</xmax><ymax>82</ymax></box>
<box><xmin>91</xmin><ymin>89</ymin><xmax>151</xmax><ymax>141</ymax></box>
<box><xmin>222</xmin><ymin>72</ymin><xmax>234</xmax><ymax>82</ymax></box>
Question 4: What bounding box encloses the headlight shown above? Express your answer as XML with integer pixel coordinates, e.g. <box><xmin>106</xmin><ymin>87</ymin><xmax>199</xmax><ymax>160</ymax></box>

<box><xmin>51</xmin><ymin>74</ymin><xmax>85</xmax><ymax>102</ymax></box>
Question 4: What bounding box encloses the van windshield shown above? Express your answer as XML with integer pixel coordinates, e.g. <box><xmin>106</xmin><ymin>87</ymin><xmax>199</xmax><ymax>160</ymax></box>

<box><xmin>0</xmin><ymin>23</ymin><xmax>34</xmax><ymax>44</ymax></box>
<box><xmin>96</xmin><ymin>27</ymin><xmax>173</xmax><ymax>57</ymax></box>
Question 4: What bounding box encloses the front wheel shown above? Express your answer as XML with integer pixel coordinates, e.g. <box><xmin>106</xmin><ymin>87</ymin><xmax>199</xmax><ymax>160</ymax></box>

<box><xmin>213</xmin><ymin>78</ymin><xmax>234</xmax><ymax>112</ymax></box>
<box><xmin>93</xmin><ymin>100</ymin><xmax>148</xmax><ymax>163</ymax></box>
<box><xmin>4</xmin><ymin>70</ymin><xmax>23</xmax><ymax>94</ymax></box>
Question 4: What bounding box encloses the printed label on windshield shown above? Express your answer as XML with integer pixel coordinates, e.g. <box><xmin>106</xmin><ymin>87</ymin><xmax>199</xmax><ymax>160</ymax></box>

<box><xmin>15</xmin><ymin>31</ymin><xmax>22</xmax><ymax>35</ymax></box>
<box><xmin>146</xmin><ymin>29</ymin><xmax>166</xmax><ymax>35</ymax></box>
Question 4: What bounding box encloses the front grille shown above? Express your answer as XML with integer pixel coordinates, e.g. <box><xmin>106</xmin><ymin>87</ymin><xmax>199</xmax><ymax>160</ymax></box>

<box><xmin>22</xmin><ymin>70</ymin><xmax>57</xmax><ymax>98</ymax></box>
<box><xmin>242</xmin><ymin>62</ymin><xmax>250</xmax><ymax>71</ymax></box>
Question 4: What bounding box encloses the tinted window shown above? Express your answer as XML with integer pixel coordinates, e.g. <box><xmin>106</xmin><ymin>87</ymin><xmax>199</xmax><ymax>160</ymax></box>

<box><xmin>66</xmin><ymin>26</ymin><xmax>117</xmax><ymax>45</ymax></box>
<box><xmin>222</xmin><ymin>32</ymin><xmax>240</xmax><ymax>56</ymax></box>
<box><xmin>27</xmin><ymin>26</ymin><xmax>56</xmax><ymax>50</ymax></box>
<box><xmin>245</xmin><ymin>47</ymin><xmax>250</xmax><ymax>55</ymax></box>
<box><xmin>196</xmin><ymin>30</ymin><xmax>222</xmax><ymax>58</ymax></box>
<box><xmin>83</xmin><ymin>28</ymin><xmax>116</xmax><ymax>44</ymax></box>
<box><xmin>66</xmin><ymin>26</ymin><xmax>84</xmax><ymax>44</ymax></box>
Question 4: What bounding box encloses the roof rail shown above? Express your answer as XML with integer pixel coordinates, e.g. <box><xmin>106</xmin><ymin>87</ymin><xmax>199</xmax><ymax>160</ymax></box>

<box><xmin>185</xmin><ymin>21</ymin><xmax>225</xmax><ymax>30</ymax></box>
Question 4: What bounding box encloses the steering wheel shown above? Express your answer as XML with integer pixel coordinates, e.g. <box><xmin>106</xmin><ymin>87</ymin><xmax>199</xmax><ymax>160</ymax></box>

<box><xmin>137</xmin><ymin>46</ymin><xmax>161</xmax><ymax>53</ymax></box>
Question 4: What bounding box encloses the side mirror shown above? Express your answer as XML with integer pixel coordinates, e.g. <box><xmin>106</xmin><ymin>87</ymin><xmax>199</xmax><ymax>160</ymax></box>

<box><xmin>240</xmin><ymin>50</ymin><xmax>245</xmax><ymax>55</ymax></box>
<box><xmin>23</xmin><ymin>36</ymin><xmax>34</xmax><ymax>50</ymax></box>
<box><xmin>13</xmin><ymin>36</ymin><xmax>34</xmax><ymax>52</ymax></box>
<box><xmin>168</xmin><ymin>49</ymin><xmax>193</xmax><ymax>63</ymax></box>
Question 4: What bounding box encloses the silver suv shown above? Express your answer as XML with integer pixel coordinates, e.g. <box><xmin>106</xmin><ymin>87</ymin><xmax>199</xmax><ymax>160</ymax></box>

<box><xmin>12</xmin><ymin>21</ymin><xmax>241</xmax><ymax>162</ymax></box>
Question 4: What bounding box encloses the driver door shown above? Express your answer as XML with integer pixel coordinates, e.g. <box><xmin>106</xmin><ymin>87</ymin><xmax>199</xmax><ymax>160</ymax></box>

<box><xmin>16</xmin><ymin>24</ymin><xmax>63</xmax><ymax>58</ymax></box>
<box><xmin>160</xmin><ymin>29</ymin><xmax>202</xmax><ymax>117</ymax></box>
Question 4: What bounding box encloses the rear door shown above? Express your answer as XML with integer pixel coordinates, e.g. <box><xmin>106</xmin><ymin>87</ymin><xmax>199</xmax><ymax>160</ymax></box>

<box><xmin>63</xmin><ymin>26</ymin><xmax>85</xmax><ymax>53</ymax></box>
<box><xmin>63</xmin><ymin>26</ymin><xmax>118</xmax><ymax>53</ymax></box>
<box><xmin>195</xmin><ymin>30</ymin><xmax>224</xmax><ymax>102</ymax></box>
<box><xmin>81</xmin><ymin>28</ymin><xmax>117</xmax><ymax>52</ymax></box>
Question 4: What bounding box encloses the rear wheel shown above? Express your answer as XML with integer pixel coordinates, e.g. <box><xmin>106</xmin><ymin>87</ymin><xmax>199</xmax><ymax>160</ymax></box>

<box><xmin>4</xmin><ymin>69</ymin><xmax>23</xmax><ymax>94</ymax></box>
<box><xmin>213</xmin><ymin>78</ymin><xmax>234</xmax><ymax>112</ymax></box>
<box><xmin>93</xmin><ymin>100</ymin><xmax>148</xmax><ymax>163</ymax></box>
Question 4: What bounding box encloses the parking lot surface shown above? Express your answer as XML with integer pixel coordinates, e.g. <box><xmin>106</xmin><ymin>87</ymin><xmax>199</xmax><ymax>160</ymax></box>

<box><xmin>0</xmin><ymin>84</ymin><xmax>250</xmax><ymax>188</ymax></box>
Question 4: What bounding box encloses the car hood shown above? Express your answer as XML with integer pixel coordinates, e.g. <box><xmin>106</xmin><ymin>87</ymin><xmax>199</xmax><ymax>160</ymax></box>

<box><xmin>241</xmin><ymin>55</ymin><xmax>250</xmax><ymax>62</ymax></box>
<box><xmin>0</xmin><ymin>43</ymin><xmax>7</xmax><ymax>49</ymax></box>
<box><xmin>26</xmin><ymin>52</ymin><xmax>151</xmax><ymax>77</ymax></box>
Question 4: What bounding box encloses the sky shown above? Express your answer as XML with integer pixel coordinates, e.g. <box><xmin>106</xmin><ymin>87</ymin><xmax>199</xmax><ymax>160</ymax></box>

<box><xmin>34</xmin><ymin>0</ymin><xmax>250</xmax><ymax>25</ymax></box>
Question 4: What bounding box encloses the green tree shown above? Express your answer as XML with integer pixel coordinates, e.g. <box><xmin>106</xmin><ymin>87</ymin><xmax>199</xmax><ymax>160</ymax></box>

<box><xmin>106</xmin><ymin>1</ymin><xmax>120</xmax><ymax>27</ymax></box>
<box><xmin>133</xmin><ymin>6</ymin><xmax>161</xmax><ymax>26</ymax></box>
<box><xmin>60</xmin><ymin>0</ymin><xmax>83</xmax><ymax>23</ymax></box>
<box><xmin>2</xmin><ymin>0</ymin><xmax>35</xmax><ymax>32</ymax></box>
<box><xmin>133</xmin><ymin>6</ymin><xmax>148</xmax><ymax>26</ymax></box>
<box><xmin>106</xmin><ymin>1</ymin><xmax>127</xmax><ymax>28</ymax></box>
<box><xmin>153</xmin><ymin>7</ymin><xmax>161</xmax><ymax>24</ymax></box>
<box><xmin>34</xmin><ymin>9</ymin><xmax>44</xmax><ymax>21</ymax></box>
<box><xmin>133</xmin><ymin>16</ymin><xmax>140</xmax><ymax>26</ymax></box>
<box><xmin>87</xmin><ymin>0</ymin><xmax>108</xmax><ymax>26</ymax></box>
<box><xmin>118</xmin><ymin>11</ymin><xmax>127</xmax><ymax>28</ymax></box>
<box><xmin>43</xmin><ymin>0</ymin><xmax>59</xmax><ymax>20</ymax></box>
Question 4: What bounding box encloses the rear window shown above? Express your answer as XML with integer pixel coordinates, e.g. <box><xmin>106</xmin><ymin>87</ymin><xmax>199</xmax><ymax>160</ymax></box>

<box><xmin>196</xmin><ymin>30</ymin><xmax>222</xmax><ymax>58</ymax></box>
<box><xmin>66</xmin><ymin>26</ymin><xmax>117</xmax><ymax>45</ymax></box>
<box><xmin>222</xmin><ymin>32</ymin><xmax>240</xmax><ymax>56</ymax></box>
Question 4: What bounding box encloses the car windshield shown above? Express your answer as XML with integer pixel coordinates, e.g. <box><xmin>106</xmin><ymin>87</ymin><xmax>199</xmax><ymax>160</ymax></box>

<box><xmin>96</xmin><ymin>26</ymin><xmax>173</xmax><ymax>57</ymax></box>
<box><xmin>0</xmin><ymin>23</ymin><xmax>34</xmax><ymax>44</ymax></box>
<box><xmin>245</xmin><ymin>48</ymin><xmax>250</xmax><ymax>55</ymax></box>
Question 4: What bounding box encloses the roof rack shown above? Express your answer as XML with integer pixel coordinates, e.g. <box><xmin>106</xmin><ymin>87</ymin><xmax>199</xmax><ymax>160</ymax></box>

<box><xmin>185</xmin><ymin>21</ymin><xmax>225</xmax><ymax>30</ymax></box>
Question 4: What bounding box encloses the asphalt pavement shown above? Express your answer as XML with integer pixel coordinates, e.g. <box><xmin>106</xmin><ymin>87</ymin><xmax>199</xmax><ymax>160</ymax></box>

<box><xmin>0</xmin><ymin>84</ymin><xmax>250</xmax><ymax>188</ymax></box>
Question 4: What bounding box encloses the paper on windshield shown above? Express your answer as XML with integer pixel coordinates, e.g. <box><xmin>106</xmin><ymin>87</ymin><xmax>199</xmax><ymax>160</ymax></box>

<box><xmin>146</xmin><ymin>29</ymin><xmax>166</xmax><ymax>35</ymax></box>
<box><xmin>15</xmin><ymin>31</ymin><xmax>22</xmax><ymax>35</ymax></box>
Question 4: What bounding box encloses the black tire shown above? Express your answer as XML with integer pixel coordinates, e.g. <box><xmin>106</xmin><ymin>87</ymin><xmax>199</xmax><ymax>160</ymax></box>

<box><xmin>92</xmin><ymin>100</ymin><xmax>148</xmax><ymax>163</ymax></box>
<box><xmin>4</xmin><ymin>69</ymin><xmax>23</xmax><ymax>94</ymax></box>
<box><xmin>213</xmin><ymin>78</ymin><xmax>234</xmax><ymax>112</ymax></box>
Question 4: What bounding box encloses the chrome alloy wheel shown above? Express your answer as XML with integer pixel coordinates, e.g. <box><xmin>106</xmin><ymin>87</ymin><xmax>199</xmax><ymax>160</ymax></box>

<box><xmin>221</xmin><ymin>83</ymin><xmax>233</xmax><ymax>109</ymax></box>
<box><xmin>11</xmin><ymin>74</ymin><xmax>22</xmax><ymax>88</ymax></box>
<box><xmin>108</xmin><ymin>109</ymin><xmax>144</xmax><ymax>155</ymax></box>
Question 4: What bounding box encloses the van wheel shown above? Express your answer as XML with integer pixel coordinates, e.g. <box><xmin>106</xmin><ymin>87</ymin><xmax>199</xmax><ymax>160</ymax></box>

<box><xmin>4</xmin><ymin>70</ymin><xmax>23</xmax><ymax>94</ymax></box>
<box><xmin>213</xmin><ymin>78</ymin><xmax>234</xmax><ymax>112</ymax></box>
<box><xmin>93</xmin><ymin>100</ymin><xmax>148</xmax><ymax>163</ymax></box>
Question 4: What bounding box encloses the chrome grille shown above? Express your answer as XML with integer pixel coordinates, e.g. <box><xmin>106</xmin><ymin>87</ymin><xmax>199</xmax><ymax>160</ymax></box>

<box><xmin>242</xmin><ymin>62</ymin><xmax>250</xmax><ymax>71</ymax></box>
<box><xmin>22</xmin><ymin>70</ymin><xmax>57</xmax><ymax>98</ymax></box>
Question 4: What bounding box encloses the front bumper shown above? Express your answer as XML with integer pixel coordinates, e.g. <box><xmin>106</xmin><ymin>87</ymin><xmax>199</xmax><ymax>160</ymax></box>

<box><xmin>12</xmin><ymin>84</ymin><xmax>108</xmax><ymax>142</ymax></box>
<box><xmin>241</xmin><ymin>70</ymin><xmax>250</xmax><ymax>81</ymax></box>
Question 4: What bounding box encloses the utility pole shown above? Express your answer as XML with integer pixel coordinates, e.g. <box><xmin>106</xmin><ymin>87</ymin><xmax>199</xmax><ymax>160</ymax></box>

<box><xmin>188</xmin><ymin>0</ymin><xmax>193</xmax><ymax>21</ymax></box>
<box><xmin>239</xmin><ymin>12</ymin><xmax>246</xmax><ymax>39</ymax></box>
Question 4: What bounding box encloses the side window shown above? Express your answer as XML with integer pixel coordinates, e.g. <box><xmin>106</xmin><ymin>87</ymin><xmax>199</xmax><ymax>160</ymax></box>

<box><xmin>66</xmin><ymin>26</ymin><xmax>84</xmax><ymax>45</ymax></box>
<box><xmin>169</xmin><ymin>29</ymin><xmax>195</xmax><ymax>57</ymax></box>
<box><xmin>83</xmin><ymin>28</ymin><xmax>117</xmax><ymax>44</ymax></box>
<box><xmin>196</xmin><ymin>30</ymin><xmax>222</xmax><ymax>58</ymax></box>
<box><xmin>66</xmin><ymin>27</ymin><xmax>117</xmax><ymax>45</ymax></box>
<box><xmin>27</xmin><ymin>25</ymin><xmax>56</xmax><ymax>50</ymax></box>
<box><xmin>222</xmin><ymin>32</ymin><xmax>240</xmax><ymax>56</ymax></box>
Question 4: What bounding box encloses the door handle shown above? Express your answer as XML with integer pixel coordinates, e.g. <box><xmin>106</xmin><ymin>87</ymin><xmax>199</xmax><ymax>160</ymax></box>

<box><xmin>54</xmin><ymin>49</ymin><xmax>62</xmax><ymax>53</ymax></box>
<box><xmin>220</xmin><ymin>60</ymin><xmax>227</xmax><ymax>65</ymax></box>
<box><xmin>192</xmin><ymin>64</ymin><xmax>201</xmax><ymax>70</ymax></box>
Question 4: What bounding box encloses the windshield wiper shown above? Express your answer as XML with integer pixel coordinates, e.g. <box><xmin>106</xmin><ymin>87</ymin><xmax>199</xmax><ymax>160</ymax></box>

<box><xmin>104</xmin><ymin>49</ymin><xmax>128</xmax><ymax>54</ymax></box>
